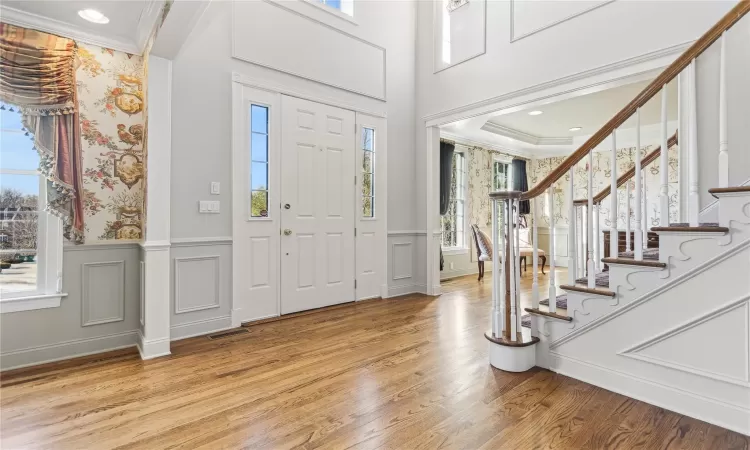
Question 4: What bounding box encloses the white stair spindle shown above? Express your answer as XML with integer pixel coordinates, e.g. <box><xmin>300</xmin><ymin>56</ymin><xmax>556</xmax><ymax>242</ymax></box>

<box><xmin>594</xmin><ymin>203</ymin><xmax>601</xmax><ymax>273</ymax></box>
<box><xmin>577</xmin><ymin>206</ymin><xmax>584</xmax><ymax>277</ymax></box>
<box><xmin>625</xmin><ymin>180</ymin><xmax>631</xmax><ymax>252</ymax></box>
<box><xmin>634</xmin><ymin>108</ymin><xmax>644</xmax><ymax>260</ymax></box>
<box><xmin>719</xmin><ymin>32</ymin><xmax>729</xmax><ymax>188</ymax></box>
<box><xmin>491</xmin><ymin>199</ymin><xmax>500</xmax><ymax>336</ymax></box>
<box><xmin>499</xmin><ymin>200</ymin><xmax>506</xmax><ymax>336</ymax></box>
<box><xmin>547</xmin><ymin>187</ymin><xmax>556</xmax><ymax>313</ymax></box>
<box><xmin>689</xmin><ymin>59</ymin><xmax>700</xmax><ymax>226</ymax></box>
<box><xmin>515</xmin><ymin>199</ymin><xmax>521</xmax><ymax>334</ymax></box>
<box><xmin>643</xmin><ymin>172</ymin><xmax>649</xmax><ymax>244</ymax></box>
<box><xmin>659</xmin><ymin>84</ymin><xmax>669</xmax><ymax>226</ymax></box>
<box><xmin>587</xmin><ymin>151</ymin><xmax>595</xmax><ymax>288</ymax></box>
<box><xmin>568</xmin><ymin>169</ymin><xmax>577</xmax><ymax>284</ymax></box>
<box><xmin>532</xmin><ymin>197</ymin><xmax>539</xmax><ymax>308</ymax></box>
<box><xmin>508</xmin><ymin>200</ymin><xmax>517</xmax><ymax>341</ymax></box>
<box><xmin>610</xmin><ymin>131</ymin><xmax>618</xmax><ymax>258</ymax></box>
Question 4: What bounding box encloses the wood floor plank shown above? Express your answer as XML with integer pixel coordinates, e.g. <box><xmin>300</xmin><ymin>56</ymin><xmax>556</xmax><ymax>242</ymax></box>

<box><xmin>1</xmin><ymin>270</ymin><xmax>746</xmax><ymax>449</ymax></box>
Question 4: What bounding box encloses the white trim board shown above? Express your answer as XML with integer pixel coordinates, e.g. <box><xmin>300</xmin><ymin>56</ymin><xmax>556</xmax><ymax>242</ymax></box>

<box><xmin>510</xmin><ymin>0</ymin><xmax>616</xmax><ymax>42</ymax></box>
<box><xmin>171</xmin><ymin>236</ymin><xmax>233</xmax><ymax>247</ymax></box>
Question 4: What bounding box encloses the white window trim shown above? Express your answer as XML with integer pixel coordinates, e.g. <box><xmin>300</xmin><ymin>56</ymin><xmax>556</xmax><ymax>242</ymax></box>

<box><xmin>492</xmin><ymin>157</ymin><xmax>513</xmax><ymax>192</ymax></box>
<box><xmin>0</xmin><ymin>168</ymin><xmax>67</xmax><ymax>314</ymax></box>
<box><xmin>441</xmin><ymin>149</ymin><xmax>469</xmax><ymax>252</ymax></box>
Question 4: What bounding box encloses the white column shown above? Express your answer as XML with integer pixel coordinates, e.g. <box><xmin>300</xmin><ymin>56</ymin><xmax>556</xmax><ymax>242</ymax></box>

<box><xmin>587</xmin><ymin>152</ymin><xmax>595</xmax><ymax>288</ymax></box>
<box><xmin>610</xmin><ymin>131</ymin><xmax>619</xmax><ymax>258</ymax></box>
<box><xmin>689</xmin><ymin>59</ymin><xmax>700</xmax><ymax>226</ymax></box>
<box><xmin>491</xmin><ymin>199</ymin><xmax>499</xmax><ymax>336</ymax></box>
<box><xmin>659</xmin><ymin>85</ymin><xmax>670</xmax><ymax>226</ymax></box>
<box><xmin>634</xmin><ymin>109</ymin><xmax>644</xmax><ymax>260</ymax></box>
<box><xmin>508</xmin><ymin>200</ymin><xmax>517</xmax><ymax>341</ymax></box>
<box><xmin>568</xmin><ymin>169</ymin><xmax>577</xmax><ymax>284</ymax></box>
<box><xmin>718</xmin><ymin>32</ymin><xmax>729</xmax><ymax>188</ymax></box>
<box><xmin>547</xmin><ymin>187</ymin><xmax>556</xmax><ymax>313</ymax></box>
<box><xmin>139</xmin><ymin>56</ymin><xmax>172</xmax><ymax>360</ymax></box>
<box><xmin>532</xmin><ymin>197</ymin><xmax>539</xmax><ymax>309</ymax></box>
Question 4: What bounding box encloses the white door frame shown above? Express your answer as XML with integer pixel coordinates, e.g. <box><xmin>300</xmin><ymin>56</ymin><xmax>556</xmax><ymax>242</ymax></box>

<box><xmin>231</xmin><ymin>73</ymin><xmax>388</xmax><ymax>326</ymax></box>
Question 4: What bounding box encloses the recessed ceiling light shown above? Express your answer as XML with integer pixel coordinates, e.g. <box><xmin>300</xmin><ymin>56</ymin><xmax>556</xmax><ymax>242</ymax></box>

<box><xmin>528</xmin><ymin>110</ymin><xmax>543</xmax><ymax>116</ymax></box>
<box><xmin>569</xmin><ymin>126</ymin><xmax>583</xmax><ymax>132</ymax></box>
<box><xmin>78</xmin><ymin>9</ymin><xmax>109</xmax><ymax>24</ymax></box>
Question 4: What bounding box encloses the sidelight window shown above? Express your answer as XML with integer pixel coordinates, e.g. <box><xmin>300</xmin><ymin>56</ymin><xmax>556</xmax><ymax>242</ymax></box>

<box><xmin>249</xmin><ymin>104</ymin><xmax>269</xmax><ymax>218</ymax></box>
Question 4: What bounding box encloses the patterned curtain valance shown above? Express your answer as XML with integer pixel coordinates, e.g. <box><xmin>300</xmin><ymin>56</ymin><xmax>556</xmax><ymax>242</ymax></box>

<box><xmin>0</xmin><ymin>23</ymin><xmax>77</xmax><ymax>115</ymax></box>
<box><xmin>0</xmin><ymin>23</ymin><xmax>85</xmax><ymax>243</ymax></box>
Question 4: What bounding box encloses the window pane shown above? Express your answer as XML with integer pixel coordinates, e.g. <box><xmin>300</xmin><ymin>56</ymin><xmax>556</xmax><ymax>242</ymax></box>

<box><xmin>362</xmin><ymin>151</ymin><xmax>372</xmax><ymax>173</ymax></box>
<box><xmin>362</xmin><ymin>173</ymin><xmax>372</xmax><ymax>197</ymax></box>
<box><xmin>1</xmin><ymin>105</ymin><xmax>24</xmax><ymax>129</ymax></box>
<box><xmin>1</xmin><ymin>132</ymin><xmax>39</xmax><ymax>171</ymax></box>
<box><xmin>0</xmin><ymin>173</ymin><xmax>39</xmax><ymax>199</ymax></box>
<box><xmin>362</xmin><ymin>128</ymin><xmax>374</xmax><ymax>151</ymax></box>
<box><xmin>327</xmin><ymin>0</ymin><xmax>342</xmax><ymax>10</ymax></box>
<box><xmin>251</xmin><ymin>133</ymin><xmax>268</xmax><ymax>163</ymax></box>
<box><xmin>250</xmin><ymin>190</ymin><xmax>268</xmax><ymax>217</ymax></box>
<box><xmin>251</xmin><ymin>105</ymin><xmax>268</xmax><ymax>134</ymax></box>
<box><xmin>362</xmin><ymin>196</ymin><xmax>373</xmax><ymax>217</ymax></box>
<box><xmin>0</xmin><ymin>209</ymin><xmax>39</xmax><ymax>292</ymax></box>
<box><xmin>251</xmin><ymin>162</ymin><xmax>268</xmax><ymax>190</ymax></box>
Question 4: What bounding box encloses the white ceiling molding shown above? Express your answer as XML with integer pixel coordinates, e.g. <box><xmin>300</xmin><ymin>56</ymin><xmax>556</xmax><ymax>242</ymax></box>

<box><xmin>440</xmin><ymin>131</ymin><xmax>532</xmax><ymax>160</ymax></box>
<box><xmin>510</xmin><ymin>0</ymin><xmax>616</xmax><ymax>43</ymax></box>
<box><xmin>480</xmin><ymin>122</ymin><xmax>573</xmax><ymax>146</ymax></box>
<box><xmin>0</xmin><ymin>1</ymin><xmax>164</xmax><ymax>55</ymax></box>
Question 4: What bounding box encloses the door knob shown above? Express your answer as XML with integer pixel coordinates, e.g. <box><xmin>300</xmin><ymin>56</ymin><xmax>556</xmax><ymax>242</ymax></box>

<box><xmin>284</xmin><ymin>203</ymin><xmax>291</xmax><ymax>210</ymax></box>
<box><xmin>283</xmin><ymin>229</ymin><xmax>292</xmax><ymax>236</ymax></box>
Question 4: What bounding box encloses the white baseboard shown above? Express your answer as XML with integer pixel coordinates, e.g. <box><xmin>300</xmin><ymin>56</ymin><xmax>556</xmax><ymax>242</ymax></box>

<box><xmin>0</xmin><ymin>330</ymin><xmax>138</xmax><ymax>371</ymax></box>
<box><xmin>170</xmin><ymin>315</ymin><xmax>233</xmax><ymax>341</ymax></box>
<box><xmin>386</xmin><ymin>283</ymin><xmax>427</xmax><ymax>298</ymax></box>
<box><xmin>440</xmin><ymin>267</ymin><xmax>478</xmax><ymax>280</ymax></box>
<box><xmin>136</xmin><ymin>330</ymin><xmax>171</xmax><ymax>360</ymax></box>
<box><xmin>550</xmin><ymin>352</ymin><xmax>750</xmax><ymax>436</ymax></box>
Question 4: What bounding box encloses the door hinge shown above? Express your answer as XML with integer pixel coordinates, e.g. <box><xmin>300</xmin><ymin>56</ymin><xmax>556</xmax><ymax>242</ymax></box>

<box><xmin>354</xmin><ymin>227</ymin><xmax>357</xmax><ymax>236</ymax></box>
<box><xmin>354</xmin><ymin>279</ymin><xmax>357</xmax><ymax>289</ymax></box>
<box><xmin>354</xmin><ymin>175</ymin><xmax>357</xmax><ymax>185</ymax></box>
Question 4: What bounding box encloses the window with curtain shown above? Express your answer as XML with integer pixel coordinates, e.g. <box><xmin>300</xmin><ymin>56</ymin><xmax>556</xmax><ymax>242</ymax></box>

<box><xmin>441</xmin><ymin>152</ymin><xmax>466</xmax><ymax>249</ymax></box>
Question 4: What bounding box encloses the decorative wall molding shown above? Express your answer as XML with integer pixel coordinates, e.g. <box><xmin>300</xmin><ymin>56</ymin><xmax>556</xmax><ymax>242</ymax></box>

<box><xmin>170</xmin><ymin>315</ymin><xmax>233</xmax><ymax>341</ymax></box>
<box><xmin>174</xmin><ymin>255</ymin><xmax>221</xmax><ymax>314</ymax></box>
<box><xmin>510</xmin><ymin>0</ymin><xmax>616</xmax><ymax>43</ymax></box>
<box><xmin>81</xmin><ymin>261</ymin><xmax>126</xmax><ymax>327</ymax></box>
<box><xmin>0</xmin><ymin>4</ymin><xmax>158</xmax><ymax>55</ymax></box>
<box><xmin>386</xmin><ymin>283</ymin><xmax>427</xmax><ymax>298</ymax></box>
<box><xmin>551</xmin><ymin>238</ymin><xmax>750</xmax><ymax>349</ymax></box>
<box><xmin>232</xmin><ymin>0</ymin><xmax>386</xmax><ymax>101</ymax></box>
<box><xmin>424</xmin><ymin>40</ymin><xmax>692</xmax><ymax>127</ymax></box>
<box><xmin>619</xmin><ymin>295</ymin><xmax>750</xmax><ymax>387</ymax></box>
<box><xmin>481</xmin><ymin>122</ymin><xmax>573</xmax><ymax>146</ymax></box>
<box><xmin>64</xmin><ymin>241</ymin><xmax>141</xmax><ymax>252</ymax></box>
<box><xmin>388</xmin><ymin>230</ymin><xmax>428</xmax><ymax>236</ymax></box>
<box><xmin>392</xmin><ymin>242</ymin><xmax>414</xmax><ymax>280</ymax></box>
<box><xmin>440</xmin><ymin>131</ymin><xmax>530</xmax><ymax>160</ymax></box>
<box><xmin>139</xmin><ymin>261</ymin><xmax>146</xmax><ymax>327</ymax></box>
<box><xmin>171</xmin><ymin>236</ymin><xmax>234</xmax><ymax>247</ymax></box>
<box><xmin>433</xmin><ymin>0</ymin><xmax>487</xmax><ymax>74</ymax></box>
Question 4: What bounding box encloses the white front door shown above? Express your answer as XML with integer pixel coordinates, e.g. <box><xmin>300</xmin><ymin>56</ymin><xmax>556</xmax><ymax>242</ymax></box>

<box><xmin>280</xmin><ymin>95</ymin><xmax>356</xmax><ymax>314</ymax></box>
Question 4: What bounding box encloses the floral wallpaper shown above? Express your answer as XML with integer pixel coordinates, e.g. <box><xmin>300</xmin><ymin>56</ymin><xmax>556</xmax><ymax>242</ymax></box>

<box><xmin>530</xmin><ymin>144</ymin><xmax>679</xmax><ymax>229</ymax></box>
<box><xmin>76</xmin><ymin>43</ymin><xmax>145</xmax><ymax>241</ymax></box>
<box><xmin>466</xmin><ymin>145</ymin><xmax>512</xmax><ymax>228</ymax></box>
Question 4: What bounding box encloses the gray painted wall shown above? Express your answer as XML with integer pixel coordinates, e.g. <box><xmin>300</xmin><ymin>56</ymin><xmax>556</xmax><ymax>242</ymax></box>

<box><xmin>1</xmin><ymin>244</ymin><xmax>141</xmax><ymax>370</ymax></box>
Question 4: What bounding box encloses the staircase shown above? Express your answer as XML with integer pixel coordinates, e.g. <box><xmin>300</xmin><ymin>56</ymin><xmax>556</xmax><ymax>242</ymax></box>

<box><xmin>485</xmin><ymin>2</ymin><xmax>750</xmax><ymax>437</ymax></box>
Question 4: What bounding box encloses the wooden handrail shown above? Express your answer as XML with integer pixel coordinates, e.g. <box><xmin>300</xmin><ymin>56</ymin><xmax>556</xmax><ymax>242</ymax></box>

<box><xmin>490</xmin><ymin>0</ymin><xmax>750</xmax><ymax>202</ymax></box>
<box><xmin>572</xmin><ymin>131</ymin><xmax>678</xmax><ymax>206</ymax></box>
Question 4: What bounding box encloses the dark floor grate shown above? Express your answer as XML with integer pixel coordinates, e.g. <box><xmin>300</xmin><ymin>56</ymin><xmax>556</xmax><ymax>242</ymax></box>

<box><xmin>207</xmin><ymin>329</ymin><xmax>250</xmax><ymax>340</ymax></box>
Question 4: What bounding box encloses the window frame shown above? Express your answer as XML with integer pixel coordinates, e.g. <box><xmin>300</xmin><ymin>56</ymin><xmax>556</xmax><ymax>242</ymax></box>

<box><xmin>360</xmin><ymin>126</ymin><xmax>375</xmax><ymax>220</ymax></box>
<box><xmin>248</xmin><ymin>102</ymin><xmax>272</xmax><ymax>221</ymax></box>
<box><xmin>492</xmin><ymin>158</ymin><xmax>512</xmax><ymax>192</ymax></box>
<box><xmin>0</xmin><ymin>108</ymin><xmax>66</xmax><ymax>313</ymax></box>
<box><xmin>302</xmin><ymin>0</ymin><xmax>356</xmax><ymax>23</ymax></box>
<box><xmin>441</xmin><ymin>150</ymin><xmax>468</xmax><ymax>255</ymax></box>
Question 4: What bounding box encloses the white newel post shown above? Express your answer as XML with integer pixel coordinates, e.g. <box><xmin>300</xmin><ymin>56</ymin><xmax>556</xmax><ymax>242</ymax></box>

<box><xmin>689</xmin><ymin>59</ymin><xmax>700</xmax><ymax>226</ymax></box>
<box><xmin>532</xmin><ymin>197</ymin><xmax>539</xmax><ymax>310</ymax></box>
<box><xmin>610</xmin><ymin>131</ymin><xmax>618</xmax><ymax>258</ymax></box>
<box><xmin>139</xmin><ymin>56</ymin><xmax>172</xmax><ymax>359</ymax></box>
<box><xmin>659</xmin><ymin>85</ymin><xmax>669</xmax><ymax>226</ymax></box>
<box><xmin>718</xmin><ymin>32</ymin><xmax>729</xmax><ymax>188</ymax></box>
<box><xmin>568</xmin><ymin>169</ymin><xmax>576</xmax><ymax>284</ymax></box>
<box><xmin>634</xmin><ymin>109</ymin><xmax>644</xmax><ymax>260</ymax></box>
<box><xmin>547</xmin><ymin>187</ymin><xmax>556</xmax><ymax>313</ymax></box>
<box><xmin>587</xmin><ymin>152</ymin><xmax>594</xmax><ymax>287</ymax></box>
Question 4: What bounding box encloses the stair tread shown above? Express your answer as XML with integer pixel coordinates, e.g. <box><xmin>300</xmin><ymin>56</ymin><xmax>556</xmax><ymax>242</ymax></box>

<box><xmin>485</xmin><ymin>330</ymin><xmax>539</xmax><ymax>347</ymax></box>
<box><xmin>524</xmin><ymin>307</ymin><xmax>572</xmax><ymax>322</ymax></box>
<box><xmin>652</xmin><ymin>225</ymin><xmax>729</xmax><ymax>233</ymax></box>
<box><xmin>560</xmin><ymin>284</ymin><xmax>616</xmax><ymax>297</ymax></box>
<box><xmin>601</xmin><ymin>257</ymin><xmax>666</xmax><ymax>268</ymax></box>
<box><xmin>708</xmin><ymin>186</ymin><xmax>750</xmax><ymax>198</ymax></box>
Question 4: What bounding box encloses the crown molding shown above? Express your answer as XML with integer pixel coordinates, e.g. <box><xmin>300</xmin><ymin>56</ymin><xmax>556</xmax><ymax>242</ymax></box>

<box><xmin>0</xmin><ymin>3</ymin><xmax>162</xmax><ymax>55</ymax></box>
<box><xmin>439</xmin><ymin>131</ymin><xmax>532</xmax><ymax>160</ymax></box>
<box><xmin>135</xmin><ymin>0</ymin><xmax>167</xmax><ymax>53</ymax></box>
<box><xmin>480</xmin><ymin>122</ymin><xmax>573</xmax><ymax>146</ymax></box>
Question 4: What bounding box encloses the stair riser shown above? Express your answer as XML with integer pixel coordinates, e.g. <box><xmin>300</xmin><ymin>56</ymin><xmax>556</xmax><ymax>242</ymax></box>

<box><xmin>717</xmin><ymin>195</ymin><xmax>750</xmax><ymax>228</ymax></box>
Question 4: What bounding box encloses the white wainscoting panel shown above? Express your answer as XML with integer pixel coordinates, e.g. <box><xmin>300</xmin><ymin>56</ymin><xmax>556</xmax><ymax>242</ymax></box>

<box><xmin>81</xmin><ymin>261</ymin><xmax>125</xmax><ymax>327</ymax></box>
<box><xmin>174</xmin><ymin>255</ymin><xmax>221</xmax><ymax>314</ymax></box>
<box><xmin>510</xmin><ymin>0</ymin><xmax>615</xmax><ymax>42</ymax></box>
<box><xmin>392</xmin><ymin>242</ymin><xmax>413</xmax><ymax>280</ymax></box>
<box><xmin>139</xmin><ymin>260</ymin><xmax>145</xmax><ymax>327</ymax></box>
<box><xmin>232</xmin><ymin>0</ymin><xmax>386</xmax><ymax>100</ymax></box>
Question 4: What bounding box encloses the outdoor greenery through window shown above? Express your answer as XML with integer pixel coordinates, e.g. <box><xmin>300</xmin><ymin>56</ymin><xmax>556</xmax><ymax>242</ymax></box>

<box><xmin>441</xmin><ymin>152</ymin><xmax>465</xmax><ymax>249</ymax></box>
<box><xmin>362</xmin><ymin>127</ymin><xmax>374</xmax><ymax>218</ymax></box>
<box><xmin>493</xmin><ymin>160</ymin><xmax>511</xmax><ymax>191</ymax></box>
<box><xmin>250</xmin><ymin>104</ymin><xmax>269</xmax><ymax>218</ymax></box>
<box><xmin>0</xmin><ymin>102</ymin><xmax>40</xmax><ymax>292</ymax></box>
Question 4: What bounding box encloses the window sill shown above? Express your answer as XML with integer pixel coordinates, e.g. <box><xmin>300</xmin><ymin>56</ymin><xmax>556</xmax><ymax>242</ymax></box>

<box><xmin>0</xmin><ymin>292</ymin><xmax>68</xmax><ymax>314</ymax></box>
<box><xmin>442</xmin><ymin>247</ymin><xmax>469</xmax><ymax>256</ymax></box>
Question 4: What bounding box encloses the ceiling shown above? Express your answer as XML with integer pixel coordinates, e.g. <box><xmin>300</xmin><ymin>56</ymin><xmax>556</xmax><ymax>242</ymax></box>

<box><xmin>487</xmin><ymin>79</ymin><xmax>678</xmax><ymax>139</ymax></box>
<box><xmin>0</xmin><ymin>0</ymin><xmax>161</xmax><ymax>54</ymax></box>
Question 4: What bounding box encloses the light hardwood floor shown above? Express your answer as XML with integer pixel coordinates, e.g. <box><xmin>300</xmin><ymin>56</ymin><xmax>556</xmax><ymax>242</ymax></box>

<box><xmin>1</xmin><ymin>269</ymin><xmax>747</xmax><ymax>449</ymax></box>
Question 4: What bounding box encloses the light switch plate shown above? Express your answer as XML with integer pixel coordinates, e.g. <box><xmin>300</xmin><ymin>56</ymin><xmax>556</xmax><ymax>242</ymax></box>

<box><xmin>210</xmin><ymin>182</ymin><xmax>220</xmax><ymax>195</ymax></box>
<box><xmin>199</xmin><ymin>201</ymin><xmax>220</xmax><ymax>214</ymax></box>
